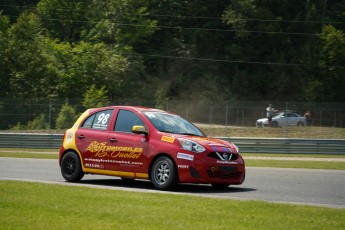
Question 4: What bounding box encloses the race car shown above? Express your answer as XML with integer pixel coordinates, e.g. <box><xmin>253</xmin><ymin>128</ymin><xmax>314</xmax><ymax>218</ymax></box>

<box><xmin>59</xmin><ymin>106</ymin><xmax>245</xmax><ymax>190</ymax></box>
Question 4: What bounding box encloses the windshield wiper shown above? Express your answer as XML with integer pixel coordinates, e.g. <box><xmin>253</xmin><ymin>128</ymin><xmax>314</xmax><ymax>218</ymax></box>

<box><xmin>158</xmin><ymin>129</ymin><xmax>174</xmax><ymax>134</ymax></box>
<box><xmin>179</xmin><ymin>133</ymin><xmax>201</xmax><ymax>136</ymax></box>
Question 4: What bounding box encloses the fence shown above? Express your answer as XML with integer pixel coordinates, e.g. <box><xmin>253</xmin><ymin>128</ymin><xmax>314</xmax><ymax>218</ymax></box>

<box><xmin>165</xmin><ymin>100</ymin><xmax>345</xmax><ymax>128</ymax></box>
<box><xmin>0</xmin><ymin>99</ymin><xmax>344</xmax><ymax>133</ymax></box>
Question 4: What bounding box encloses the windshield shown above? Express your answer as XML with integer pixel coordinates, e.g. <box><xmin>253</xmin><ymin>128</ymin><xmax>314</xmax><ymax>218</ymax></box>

<box><xmin>144</xmin><ymin>111</ymin><xmax>205</xmax><ymax>137</ymax></box>
<box><xmin>273</xmin><ymin>113</ymin><xmax>284</xmax><ymax>118</ymax></box>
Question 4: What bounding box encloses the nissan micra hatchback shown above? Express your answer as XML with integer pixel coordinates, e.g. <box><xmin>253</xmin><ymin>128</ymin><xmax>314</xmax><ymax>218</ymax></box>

<box><xmin>59</xmin><ymin>106</ymin><xmax>245</xmax><ymax>190</ymax></box>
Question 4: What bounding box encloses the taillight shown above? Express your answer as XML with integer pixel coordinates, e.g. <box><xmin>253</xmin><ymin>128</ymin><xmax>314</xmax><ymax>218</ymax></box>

<box><xmin>62</xmin><ymin>132</ymin><xmax>66</xmax><ymax>142</ymax></box>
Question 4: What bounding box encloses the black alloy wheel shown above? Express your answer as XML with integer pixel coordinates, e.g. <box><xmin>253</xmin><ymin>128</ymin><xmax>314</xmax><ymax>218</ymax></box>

<box><xmin>61</xmin><ymin>151</ymin><xmax>84</xmax><ymax>182</ymax></box>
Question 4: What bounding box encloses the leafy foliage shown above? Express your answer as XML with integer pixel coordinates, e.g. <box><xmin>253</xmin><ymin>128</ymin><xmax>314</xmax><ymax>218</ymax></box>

<box><xmin>0</xmin><ymin>0</ymin><xmax>344</xmax><ymax>128</ymax></box>
<box><xmin>82</xmin><ymin>84</ymin><xmax>109</xmax><ymax>109</ymax></box>
<box><xmin>55</xmin><ymin>103</ymin><xmax>77</xmax><ymax>129</ymax></box>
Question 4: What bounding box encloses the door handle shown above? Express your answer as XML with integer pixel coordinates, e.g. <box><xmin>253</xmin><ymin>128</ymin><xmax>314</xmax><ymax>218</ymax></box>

<box><xmin>109</xmin><ymin>138</ymin><xmax>118</xmax><ymax>143</ymax></box>
<box><xmin>78</xmin><ymin>135</ymin><xmax>85</xmax><ymax>139</ymax></box>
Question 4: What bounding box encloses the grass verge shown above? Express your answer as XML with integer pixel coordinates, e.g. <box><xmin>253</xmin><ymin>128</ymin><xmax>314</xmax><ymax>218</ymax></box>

<box><xmin>200</xmin><ymin>126</ymin><xmax>345</xmax><ymax>139</ymax></box>
<box><xmin>0</xmin><ymin>148</ymin><xmax>58</xmax><ymax>159</ymax></box>
<box><xmin>0</xmin><ymin>152</ymin><xmax>57</xmax><ymax>159</ymax></box>
<box><xmin>242</xmin><ymin>153</ymin><xmax>345</xmax><ymax>170</ymax></box>
<box><xmin>1</xmin><ymin>181</ymin><xmax>344</xmax><ymax>230</ymax></box>
<box><xmin>244</xmin><ymin>159</ymin><xmax>345</xmax><ymax>170</ymax></box>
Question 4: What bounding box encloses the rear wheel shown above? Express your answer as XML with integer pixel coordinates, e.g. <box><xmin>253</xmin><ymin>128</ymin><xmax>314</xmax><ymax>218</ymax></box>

<box><xmin>61</xmin><ymin>151</ymin><xmax>84</xmax><ymax>182</ymax></box>
<box><xmin>297</xmin><ymin>121</ymin><xmax>304</xmax><ymax>126</ymax></box>
<box><xmin>151</xmin><ymin>156</ymin><xmax>177</xmax><ymax>190</ymax></box>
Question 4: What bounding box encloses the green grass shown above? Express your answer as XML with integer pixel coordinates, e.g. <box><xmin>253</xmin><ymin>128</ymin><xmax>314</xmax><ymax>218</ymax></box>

<box><xmin>0</xmin><ymin>148</ymin><xmax>59</xmax><ymax>159</ymax></box>
<box><xmin>1</xmin><ymin>181</ymin><xmax>344</xmax><ymax>230</ymax></box>
<box><xmin>0</xmin><ymin>152</ymin><xmax>58</xmax><ymax>159</ymax></box>
<box><xmin>242</xmin><ymin>153</ymin><xmax>345</xmax><ymax>170</ymax></box>
<box><xmin>200</xmin><ymin>126</ymin><xmax>345</xmax><ymax>139</ymax></box>
<box><xmin>0</xmin><ymin>148</ymin><xmax>58</xmax><ymax>159</ymax></box>
<box><xmin>245</xmin><ymin>159</ymin><xmax>345</xmax><ymax>170</ymax></box>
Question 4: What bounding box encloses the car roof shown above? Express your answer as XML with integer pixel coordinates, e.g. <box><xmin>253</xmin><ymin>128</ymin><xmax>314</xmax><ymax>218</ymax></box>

<box><xmin>274</xmin><ymin>112</ymin><xmax>302</xmax><ymax>116</ymax></box>
<box><xmin>88</xmin><ymin>106</ymin><xmax>168</xmax><ymax>114</ymax></box>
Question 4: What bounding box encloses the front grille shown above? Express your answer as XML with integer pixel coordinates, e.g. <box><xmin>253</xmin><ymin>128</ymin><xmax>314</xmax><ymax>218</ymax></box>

<box><xmin>208</xmin><ymin>152</ymin><xmax>238</xmax><ymax>161</ymax></box>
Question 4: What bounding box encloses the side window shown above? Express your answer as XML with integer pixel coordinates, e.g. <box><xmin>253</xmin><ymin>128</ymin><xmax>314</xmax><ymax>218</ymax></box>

<box><xmin>114</xmin><ymin>110</ymin><xmax>145</xmax><ymax>133</ymax></box>
<box><xmin>81</xmin><ymin>110</ymin><xmax>113</xmax><ymax>130</ymax></box>
<box><xmin>82</xmin><ymin>114</ymin><xmax>95</xmax><ymax>128</ymax></box>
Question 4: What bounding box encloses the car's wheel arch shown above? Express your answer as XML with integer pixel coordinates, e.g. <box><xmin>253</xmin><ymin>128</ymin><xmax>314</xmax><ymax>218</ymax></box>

<box><xmin>59</xmin><ymin>148</ymin><xmax>82</xmax><ymax>166</ymax></box>
<box><xmin>148</xmin><ymin>153</ymin><xmax>179</xmax><ymax>183</ymax></box>
<box><xmin>271</xmin><ymin>121</ymin><xmax>279</xmax><ymax>127</ymax></box>
<box><xmin>60</xmin><ymin>150</ymin><xmax>85</xmax><ymax>182</ymax></box>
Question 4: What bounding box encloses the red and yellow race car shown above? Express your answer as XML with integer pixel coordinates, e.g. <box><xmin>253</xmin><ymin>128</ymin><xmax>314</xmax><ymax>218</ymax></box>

<box><xmin>59</xmin><ymin>106</ymin><xmax>245</xmax><ymax>190</ymax></box>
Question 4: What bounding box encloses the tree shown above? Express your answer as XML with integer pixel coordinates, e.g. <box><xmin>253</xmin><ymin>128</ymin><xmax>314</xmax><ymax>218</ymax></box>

<box><xmin>37</xmin><ymin>0</ymin><xmax>93</xmax><ymax>42</ymax></box>
<box><xmin>315</xmin><ymin>25</ymin><xmax>345</xmax><ymax>101</ymax></box>
<box><xmin>0</xmin><ymin>13</ymin><xmax>11</xmax><ymax>98</ymax></box>
<box><xmin>27</xmin><ymin>114</ymin><xmax>49</xmax><ymax>130</ymax></box>
<box><xmin>145</xmin><ymin>0</ymin><xmax>235</xmax><ymax>101</ymax></box>
<box><xmin>82</xmin><ymin>84</ymin><xmax>109</xmax><ymax>108</ymax></box>
<box><xmin>55</xmin><ymin>103</ymin><xmax>77</xmax><ymax>129</ymax></box>
<box><xmin>7</xmin><ymin>12</ymin><xmax>59</xmax><ymax>99</ymax></box>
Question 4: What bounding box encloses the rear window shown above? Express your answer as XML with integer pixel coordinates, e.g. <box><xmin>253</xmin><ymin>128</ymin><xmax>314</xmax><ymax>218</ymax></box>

<box><xmin>81</xmin><ymin>110</ymin><xmax>113</xmax><ymax>130</ymax></box>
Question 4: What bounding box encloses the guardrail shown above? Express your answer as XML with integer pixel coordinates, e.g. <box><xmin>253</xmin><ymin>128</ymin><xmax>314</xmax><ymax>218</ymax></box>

<box><xmin>0</xmin><ymin>133</ymin><xmax>63</xmax><ymax>149</ymax></box>
<box><xmin>0</xmin><ymin>133</ymin><xmax>344</xmax><ymax>155</ymax></box>
<box><xmin>222</xmin><ymin>137</ymin><xmax>345</xmax><ymax>155</ymax></box>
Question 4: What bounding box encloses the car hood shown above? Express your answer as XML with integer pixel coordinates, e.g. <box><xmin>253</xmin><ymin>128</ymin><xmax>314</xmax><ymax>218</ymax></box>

<box><xmin>180</xmin><ymin>135</ymin><xmax>238</xmax><ymax>152</ymax></box>
<box><xmin>257</xmin><ymin>118</ymin><xmax>268</xmax><ymax>122</ymax></box>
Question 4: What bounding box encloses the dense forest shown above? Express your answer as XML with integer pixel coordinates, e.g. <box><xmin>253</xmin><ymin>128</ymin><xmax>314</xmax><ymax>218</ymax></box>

<box><xmin>1</xmin><ymin>0</ymin><xmax>345</xmax><ymax>105</ymax></box>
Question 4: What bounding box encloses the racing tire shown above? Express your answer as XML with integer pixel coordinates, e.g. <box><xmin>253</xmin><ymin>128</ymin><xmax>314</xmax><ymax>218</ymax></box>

<box><xmin>211</xmin><ymin>184</ymin><xmax>230</xmax><ymax>190</ymax></box>
<box><xmin>61</xmin><ymin>151</ymin><xmax>84</xmax><ymax>182</ymax></box>
<box><xmin>151</xmin><ymin>156</ymin><xmax>178</xmax><ymax>190</ymax></box>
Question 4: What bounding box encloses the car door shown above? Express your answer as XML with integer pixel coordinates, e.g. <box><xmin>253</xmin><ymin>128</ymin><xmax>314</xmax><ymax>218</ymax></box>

<box><xmin>104</xmin><ymin>109</ymin><xmax>149</xmax><ymax>174</ymax></box>
<box><xmin>289</xmin><ymin>113</ymin><xmax>299</xmax><ymax>126</ymax></box>
<box><xmin>75</xmin><ymin>109</ymin><xmax>114</xmax><ymax>170</ymax></box>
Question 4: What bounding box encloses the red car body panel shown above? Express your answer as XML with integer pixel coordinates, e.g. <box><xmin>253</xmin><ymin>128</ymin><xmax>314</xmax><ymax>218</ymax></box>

<box><xmin>59</xmin><ymin>106</ymin><xmax>245</xmax><ymax>186</ymax></box>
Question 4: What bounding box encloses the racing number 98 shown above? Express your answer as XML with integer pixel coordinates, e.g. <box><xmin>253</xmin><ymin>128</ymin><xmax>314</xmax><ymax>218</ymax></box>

<box><xmin>97</xmin><ymin>113</ymin><xmax>110</xmax><ymax>125</ymax></box>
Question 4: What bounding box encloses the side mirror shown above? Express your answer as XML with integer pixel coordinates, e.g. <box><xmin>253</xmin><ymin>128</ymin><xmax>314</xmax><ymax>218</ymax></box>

<box><xmin>132</xmin><ymin>125</ymin><xmax>148</xmax><ymax>135</ymax></box>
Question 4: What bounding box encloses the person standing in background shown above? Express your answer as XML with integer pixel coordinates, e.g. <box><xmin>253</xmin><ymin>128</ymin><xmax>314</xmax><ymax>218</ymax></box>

<box><xmin>266</xmin><ymin>104</ymin><xmax>277</xmax><ymax>127</ymax></box>
<box><xmin>304</xmin><ymin>111</ymin><xmax>312</xmax><ymax>126</ymax></box>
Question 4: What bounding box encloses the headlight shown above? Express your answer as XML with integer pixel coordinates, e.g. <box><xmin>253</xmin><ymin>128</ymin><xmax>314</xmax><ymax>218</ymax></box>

<box><xmin>232</xmin><ymin>143</ymin><xmax>240</xmax><ymax>155</ymax></box>
<box><xmin>178</xmin><ymin>138</ymin><xmax>205</xmax><ymax>153</ymax></box>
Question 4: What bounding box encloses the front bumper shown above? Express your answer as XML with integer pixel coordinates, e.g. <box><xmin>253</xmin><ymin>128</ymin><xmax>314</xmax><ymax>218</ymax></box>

<box><xmin>177</xmin><ymin>154</ymin><xmax>245</xmax><ymax>185</ymax></box>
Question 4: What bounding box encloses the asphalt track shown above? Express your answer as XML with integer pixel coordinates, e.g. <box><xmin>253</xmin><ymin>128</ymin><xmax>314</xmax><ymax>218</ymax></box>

<box><xmin>1</xmin><ymin>157</ymin><xmax>344</xmax><ymax>209</ymax></box>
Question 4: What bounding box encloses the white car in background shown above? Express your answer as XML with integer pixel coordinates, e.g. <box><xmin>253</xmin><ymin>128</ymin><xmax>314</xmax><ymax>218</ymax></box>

<box><xmin>256</xmin><ymin>112</ymin><xmax>306</xmax><ymax>127</ymax></box>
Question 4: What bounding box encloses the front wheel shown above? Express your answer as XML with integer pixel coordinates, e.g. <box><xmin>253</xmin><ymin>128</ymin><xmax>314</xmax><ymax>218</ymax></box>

<box><xmin>61</xmin><ymin>151</ymin><xmax>84</xmax><ymax>182</ymax></box>
<box><xmin>150</xmin><ymin>156</ymin><xmax>177</xmax><ymax>190</ymax></box>
<box><xmin>271</xmin><ymin>121</ymin><xmax>278</xmax><ymax>127</ymax></box>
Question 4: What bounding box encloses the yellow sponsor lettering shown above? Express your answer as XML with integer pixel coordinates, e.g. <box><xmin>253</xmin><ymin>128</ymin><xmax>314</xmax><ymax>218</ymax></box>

<box><xmin>86</xmin><ymin>141</ymin><xmax>143</xmax><ymax>159</ymax></box>
<box><xmin>111</xmin><ymin>151</ymin><xmax>142</xmax><ymax>159</ymax></box>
